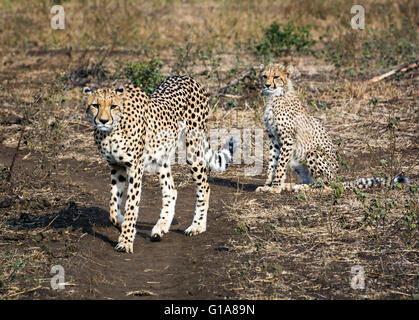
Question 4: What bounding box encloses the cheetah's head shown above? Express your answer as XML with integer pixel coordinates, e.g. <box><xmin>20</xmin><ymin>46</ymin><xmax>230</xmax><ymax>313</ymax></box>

<box><xmin>259</xmin><ymin>64</ymin><xmax>294</xmax><ymax>96</ymax></box>
<box><xmin>83</xmin><ymin>87</ymin><xmax>124</xmax><ymax>132</ymax></box>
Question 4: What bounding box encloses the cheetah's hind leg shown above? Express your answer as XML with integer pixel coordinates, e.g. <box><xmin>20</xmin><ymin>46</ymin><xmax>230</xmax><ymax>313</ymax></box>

<box><xmin>184</xmin><ymin>134</ymin><xmax>209</xmax><ymax>236</ymax></box>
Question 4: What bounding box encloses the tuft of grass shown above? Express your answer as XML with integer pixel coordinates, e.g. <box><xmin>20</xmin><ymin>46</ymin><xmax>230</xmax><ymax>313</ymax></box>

<box><xmin>404</xmin><ymin>185</ymin><xmax>418</xmax><ymax>236</ymax></box>
<box><xmin>237</xmin><ymin>220</ymin><xmax>250</xmax><ymax>233</ymax></box>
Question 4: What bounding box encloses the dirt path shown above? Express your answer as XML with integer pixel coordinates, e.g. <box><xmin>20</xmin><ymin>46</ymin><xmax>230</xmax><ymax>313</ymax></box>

<box><xmin>65</xmin><ymin>174</ymin><xmax>244</xmax><ymax>300</ymax></box>
<box><xmin>1</xmin><ymin>146</ymin><xmax>256</xmax><ymax>299</ymax></box>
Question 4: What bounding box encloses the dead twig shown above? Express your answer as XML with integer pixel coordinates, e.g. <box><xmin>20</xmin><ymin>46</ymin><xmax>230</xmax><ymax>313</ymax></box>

<box><xmin>7</xmin><ymin>94</ymin><xmax>42</xmax><ymax>183</ymax></box>
<box><xmin>218</xmin><ymin>93</ymin><xmax>243</xmax><ymax>99</ymax></box>
<box><xmin>217</xmin><ymin>65</ymin><xmax>258</xmax><ymax>95</ymax></box>
<box><xmin>7</xmin><ymin>285</ymin><xmax>43</xmax><ymax>298</ymax></box>
<box><xmin>6</xmin><ymin>128</ymin><xmax>24</xmax><ymax>183</ymax></box>
<box><xmin>39</xmin><ymin>214</ymin><xmax>60</xmax><ymax>233</ymax></box>
<box><xmin>367</xmin><ymin>60</ymin><xmax>419</xmax><ymax>84</ymax></box>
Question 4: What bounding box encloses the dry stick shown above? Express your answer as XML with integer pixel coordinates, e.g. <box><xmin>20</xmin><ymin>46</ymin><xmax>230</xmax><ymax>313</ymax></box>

<box><xmin>39</xmin><ymin>214</ymin><xmax>60</xmax><ymax>233</ymax></box>
<box><xmin>92</xmin><ymin>28</ymin><xmax>119</xmax><ymax>76</ymax></box>
<box><xmin>7</xmin><ymin>285</ymin><xmax>43</xmax><ymax>298</ymax></box>
<box><xmin>6</xmin><ymin>129</ymin><xmax>24</xmax><ymax>183</ymax></box>
<box><xmin>7</xmin><ymin>95</ymin><xmax>42</xmax><ymax>184</ymax></box>
<box><xmin>367</xmin><ymin>60</ymin><xmax>419</xmax><ymax>84</ymax></box>
<box><xmin>217</xmin><ymin>65</ymin><xmax>258</xmax><ymax>95</ymax></box>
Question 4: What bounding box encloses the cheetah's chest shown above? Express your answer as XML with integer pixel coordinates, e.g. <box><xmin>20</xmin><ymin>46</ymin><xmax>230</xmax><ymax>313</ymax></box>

<box><xmin>97</xmin><ymin>133</ymin><xmax>132</xmax><ymax>165</ymax></box>
<box><xmin>262</xmin><ymin>104</ymin><xmax>277</xmax><ymax>136</ymax></box>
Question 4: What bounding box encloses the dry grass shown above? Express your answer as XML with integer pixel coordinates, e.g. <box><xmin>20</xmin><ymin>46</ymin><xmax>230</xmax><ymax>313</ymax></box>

<box><xmin>223</xmin><ymin>177</ymin><xmax>418</xmax><ymax>299</ymax></box>
<box><xmin>1</xmin><ymin>1</ymin><xmax>417</xmax><ymax>60</ymax></box>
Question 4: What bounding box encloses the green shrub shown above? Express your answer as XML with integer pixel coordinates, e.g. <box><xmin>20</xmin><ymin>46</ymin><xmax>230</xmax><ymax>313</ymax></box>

<box><xmin>255</xmin><ymin>22</ymin><xmax>315</xmax><ymax>57</ymax></box>
<box><xmin>125</xmin><ymin>58</ymin><xmax>165</xmax><ymax>94</ymax></box>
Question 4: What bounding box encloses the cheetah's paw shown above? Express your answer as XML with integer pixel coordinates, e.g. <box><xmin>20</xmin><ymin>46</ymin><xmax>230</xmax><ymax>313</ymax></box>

<box><xmin>184</xmin><ymin>224</ymin><xmax>206</xmax><ymax>236</ymax></box>
<box><xmin>151</xmin><ymin>225</ymin><xmax>169</xmax><ymax>242</ymax></box>
<box><xmin>151</xmin><ymin>217</ymin><xmax>172</xmax><ymax>241</ymax></box>
<box><xmin>114</xmin><ymin>240</ymin><xmax>134</xmax><ymax>254</ymax></box>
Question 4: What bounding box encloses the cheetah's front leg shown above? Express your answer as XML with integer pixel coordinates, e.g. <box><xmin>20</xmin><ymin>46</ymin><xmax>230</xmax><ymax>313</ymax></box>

<box><xmin>109</xmin><ymin>164</ymin><xmax>126</xmax><ymax>229</ymax></box>
<box><xmin>258</xmin><ymin>136</ymin><xmax>294</xmax><ymax>193</ymax></box>
<box><xmin>271</xmin><ymin>136</ymin><xmax>294</xmax><ymax>192</ymax></box>
<box><xmin>256</xmin><ymin>133</ymin><xmax>281</xmax><ymax>192</ymax></box>
<box><xmin>264</xmin><ymin>133</ymin><xmax>281</xmax><ymax>185</ymax></box>
<box><xmin>115</xmin><ymin>162</ymin><xmax>143</xmax><ymax>253</ymax></box>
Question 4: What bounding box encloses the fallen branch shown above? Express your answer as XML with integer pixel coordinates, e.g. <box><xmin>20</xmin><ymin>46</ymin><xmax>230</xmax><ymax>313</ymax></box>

<box><xmin>367</xmin><ymin>60</ymin><xmax>419</xmax><ymax>84</ymax></box>
<box><xmin>7</xmin><ymin>94</ymin><xmax>42</xmax><ymax>183</ymax></box>
<box><xmin>6</xmin><ymin>128</ymin><xmax>24</xmax><ymax>183</ymax></box>
<box><xmin>40</xmin><ymin>213</ymin><xmax>60</xmax><ymax>233</ymax></box>
<box><xmin>217</xmin><ymin>65</ymin><xmax>258</xmax><ymax>95</ymax></box>
<box><xmin>218</xmin><ymin>93</ymin><xmax>243</xmax><ymax>99</ymax></box>
<box><xmin>7</xmin><ymin>285</ymin><xmax>43</xmax><ymax>298</ymax></box>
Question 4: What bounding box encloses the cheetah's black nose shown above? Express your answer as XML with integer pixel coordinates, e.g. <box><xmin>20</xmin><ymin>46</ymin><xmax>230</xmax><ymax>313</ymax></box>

<box><xmin>265</xmin><ymin>83</ymin><xmax>271</xmax><ymax>88</ymax></box>
<box><xmin>99</xmin><ymin>119</ymin><xmax>109</xmax><ymax>124</ymax></box>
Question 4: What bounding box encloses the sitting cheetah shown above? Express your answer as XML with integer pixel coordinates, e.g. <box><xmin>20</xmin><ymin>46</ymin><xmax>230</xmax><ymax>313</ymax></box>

<box><xmin>84</xmin><ymin>76</ymin><xmax>234</xmax><ymax>253</ymax></box>
<box><xmin>256</xmin><ymin>63</ymin><xmax>408</xmax><ymax>193</ymax></box>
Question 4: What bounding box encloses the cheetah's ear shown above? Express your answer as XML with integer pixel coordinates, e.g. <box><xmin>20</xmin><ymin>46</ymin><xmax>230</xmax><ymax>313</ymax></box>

<box><xmin>115</xmin><ymin>87</ymin><xmax>124</xmax><ymax>95</ymax></box>
<box><xmin>285</xmin><ymin>65</ymin><xmax>300</xmax><ymax>79</ymax></box>
<box><xmin>284</xmin><ymin>64</ymin><xmax>295</xmax><ymax>77</ymax></box>
<box><xmin>258</xmin><ymin>64</ymin><xmax>265</xmax><ymax>72</ymax></box>
<box><xmin>83</xmin><ymin>87</ymin><xmax>92</xmax><ymax>95</ymax></box>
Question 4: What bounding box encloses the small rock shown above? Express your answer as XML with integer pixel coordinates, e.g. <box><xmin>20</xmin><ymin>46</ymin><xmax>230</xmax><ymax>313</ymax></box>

<box><xmin>0</xmin><ymin>197</ymin><xmax>13</xmax><ymax>208</ymax></box>
<box><xmin>35</xmin><ymin>233</ymin><xmax>44</xmax><ymax>242</ymax></box>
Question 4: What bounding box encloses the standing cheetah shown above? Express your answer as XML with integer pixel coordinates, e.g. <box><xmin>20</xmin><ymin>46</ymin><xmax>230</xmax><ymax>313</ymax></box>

<box><xmin>84</xmin><ymin>76</ymin><xmax>234</xmax><ymax>253</ymax></box>
<box><xmin>256</xmin><ymin>63</ymin><xmax>408</xmax><ymax>193</ymax></box>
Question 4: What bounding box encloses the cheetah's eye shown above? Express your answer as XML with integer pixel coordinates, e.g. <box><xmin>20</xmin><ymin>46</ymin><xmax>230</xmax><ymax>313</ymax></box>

<box><xmin>273</xmin><ymin>76</ymin><xmax>279</xmax><ymax>79</ymax></box>
<box><xmin>110</xmin><ymin>104</ymin><xmax>118</xmax><ymax>109</ymax></box>
<box><xmin>262</xmin><ymin>75</ymin><xmax>267</xmax><ymax>79</ymax></box>
<box><xmin>91</xmin><ymin>103</ymin><xmax>99</xmax><ymax>109</ymax></box>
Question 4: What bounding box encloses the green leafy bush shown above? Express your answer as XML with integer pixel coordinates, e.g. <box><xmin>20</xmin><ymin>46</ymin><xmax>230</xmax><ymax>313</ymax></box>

<box><xmin>125</xmin><ymin>58</ymin><xmax>165</xmax><ymax>93</ymax></box>
<box><xmin>255</xmin><ymin>22</ymin><xmax>315</xmax><ymax>57</ymax></box>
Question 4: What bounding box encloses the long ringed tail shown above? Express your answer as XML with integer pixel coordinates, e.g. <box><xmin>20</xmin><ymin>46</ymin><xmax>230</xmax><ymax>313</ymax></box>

<box><xmin>341</xmin><ymin>174</ymin><xmax>409</xmax><ymax>190</ymax></box>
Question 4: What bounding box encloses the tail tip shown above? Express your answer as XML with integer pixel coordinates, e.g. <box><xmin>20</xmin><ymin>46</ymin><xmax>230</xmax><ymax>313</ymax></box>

<box><xmin>227</xmin><ymin>136</ymin><xmax>240</xmax><ymax>157</ymax></box>
<box><xmin>394</xmin><ymin>174</ymin><xmax>409</xmax><ymax>184</ymax></box>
